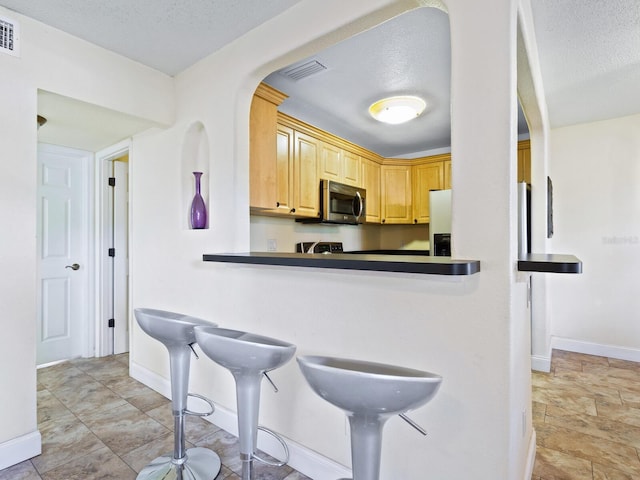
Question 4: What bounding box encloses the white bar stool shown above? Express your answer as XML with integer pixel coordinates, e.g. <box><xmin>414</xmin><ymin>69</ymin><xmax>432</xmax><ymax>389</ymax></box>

<box><xmin>194</xmin><ymin>326</ymin><xmax>296</xmax><ymax>480</ymax></box>
<box><xmin>297</xmin><ymin>355</ymin><xmax>442</xmax><ymax>480</ymax></box>
<box><xmin>134</xmin><ymin>308</ymin><xmax>222</xmax><ymax>480</ymax></box>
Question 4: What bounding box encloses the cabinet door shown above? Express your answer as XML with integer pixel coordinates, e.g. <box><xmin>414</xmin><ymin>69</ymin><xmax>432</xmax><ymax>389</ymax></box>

<box><xmin>381</xmin><ymin>165</ymin><xmax>412</xmax><ymax>224</ymax></box>
<box><xmin>444</xmin><ymin>158</ymin><xmax>452</xmax><ymax>190</ymax></box>
<box><xmin>249</xmin><ymin>95</ymin><xmax>278</xmax><ymax>209</ymax></box>
<box><xmin>319</xmin><ymin>142</ymin><xmax>342</xmax><ymax>182</ymax></box>
<box><xmin>343</xmin><ymin>150</ymin><xmax>361</xmax><ymax>186</ymax></box>
<box><xmin>518</xmin><ymin>141</ymin><xmax>531</xmax><ymax>184</ymax></box>
<box><xmin>412</xmin><ymin>162</ymin><xmax>443</xmax><ymax>224</ymax></box>
<box><xmin>361</xmin><ymin>158</ymin><xmax>381</xmax><ymax>223</ymax></box>
<box><xmin>293</xmin><ymin>131</ymin><xmax>320</xmax><ymax>217</ymax></box>
<box><xmin>275</xmin><ymin>124</ymin><xmax>294</xmax><ymax>214</ymax></box>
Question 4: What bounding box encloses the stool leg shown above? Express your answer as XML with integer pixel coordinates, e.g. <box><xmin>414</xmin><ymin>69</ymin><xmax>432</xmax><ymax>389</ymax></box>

<box><xmin>137</xmin><ymin>344</ymin><xmax>222</xmax><ymax>480</ymax></box>
<box><xmin>168</xmin><ymin>345</ymin><xmax>191</xmax><ymax>461</ymax></box>
<box><xmin>348</xmin><ymin>414</ymin><xmax>386</xmax><ymax>480</ymax></box>
<box><xmin>234</xmin><ymin>372</ymin><xmax>262</xmax><ymax>480</ymax></box>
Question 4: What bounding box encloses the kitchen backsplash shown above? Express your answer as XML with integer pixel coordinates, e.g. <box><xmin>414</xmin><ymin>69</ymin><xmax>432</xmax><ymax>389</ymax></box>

<box><xmin>250</xmin><ymin>215</ymin><xmax>429</xmax><ymax>252</ymax></box>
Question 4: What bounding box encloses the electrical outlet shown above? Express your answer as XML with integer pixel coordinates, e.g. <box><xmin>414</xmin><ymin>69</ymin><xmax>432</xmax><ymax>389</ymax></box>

<box><xmin>267</xmin><ymin>239</ymin><xmax>277</xmax><ymax>252</ymax></box>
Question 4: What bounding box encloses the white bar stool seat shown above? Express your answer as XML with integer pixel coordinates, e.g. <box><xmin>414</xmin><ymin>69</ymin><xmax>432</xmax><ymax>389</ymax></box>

<box><xmin>297</xmin><ymin>355</ymin><xmax>442</xmax><ymax>480</ymax></box>
<box><xmin>194</xmin><ymin>326</ymin><xmax>296</xmax><ymax>480</ymax></box>
<box><xmin>134</xmin><ymin>308</ymin><xmax>222</xmax><ymax>480</ymax></box>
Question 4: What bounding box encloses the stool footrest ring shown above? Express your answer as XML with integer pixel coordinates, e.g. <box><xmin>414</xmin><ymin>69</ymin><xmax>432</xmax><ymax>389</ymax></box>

<box><xmin>184</xmin><ymin>393</ymin><xmax>215</xmax><ymax>417</ymax></box>
<box><xmin>252</xmin><ymin>426</ymin><xmax>290</xmax><ymax>467</ymax></box>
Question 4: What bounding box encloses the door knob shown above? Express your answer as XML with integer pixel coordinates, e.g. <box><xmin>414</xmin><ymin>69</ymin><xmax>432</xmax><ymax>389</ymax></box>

<box><xmin>65</xmin><ymin>263</ymin><xmax>80</xmax><ymax>271</ymax></box>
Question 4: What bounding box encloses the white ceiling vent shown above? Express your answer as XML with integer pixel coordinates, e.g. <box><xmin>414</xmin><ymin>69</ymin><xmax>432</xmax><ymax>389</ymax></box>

<box><xmin>280</xmin><ymin>60</ymin><xmax>327</xmax><ymax>81</ymax></box>
<box><xmin>0</xmin><ymin>16</ymin><xmax>20</xmax><ymax>57</ymax></box>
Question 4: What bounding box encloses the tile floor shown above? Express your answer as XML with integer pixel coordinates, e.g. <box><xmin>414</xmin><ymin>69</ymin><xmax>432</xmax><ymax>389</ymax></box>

<box><xmin>2</xmin><ymin>350</ymin><xmax>639</xmax><ymax>479</ymax></box>
<box><xmin>0</xmin><ymin>354</ymin><xmax>310</xmax><ymax>480</ymax></box>
<box><xmin>532</xmin><ymin>350</ymin><xmax>640</xmax><ymax>479</ymax></box>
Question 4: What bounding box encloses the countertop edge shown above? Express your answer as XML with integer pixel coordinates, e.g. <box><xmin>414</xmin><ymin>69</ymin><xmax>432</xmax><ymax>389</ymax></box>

<box><xmin>517</xmin><ymin>254</ymin><xmax>583</xmax><ymax>274</ymax></box>
<box><xmin>203</xmin><ymin>252</ymin><xmax>481</xmax><ymax>276</ymax></box>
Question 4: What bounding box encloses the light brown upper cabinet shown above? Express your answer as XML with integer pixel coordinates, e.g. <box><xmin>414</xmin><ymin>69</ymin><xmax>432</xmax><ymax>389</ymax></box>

<box><xmin>249</xmin><ymin>84</ymin><xmax>288</xmax><ymax>210</ymax></box>
<box><xmin>272</xmin><ymin>121</ymin><xmax>321</xmax><ymax>218</ymax></box>
<box><xmin>361</xmin><ymin>157</ymin><xmax>381</xmax><ymax>223</ymax></box>
<box><xmin>444</xmin><ymin>158</ymin><xmax>452</xmax><ymax>189</ymax></box>
<box><xmin>380</xmin><ymin>165</ymin><xmax>413</xmax><ymax>224</ymax></box>
<box><xmin>318</xmin><ymin>142</ymin><xmax>361</xmax><ymax>187</ymax></box>
<box><xmin>517</xmin><ymin>140</ymin><xmax>531</xmax><ymax>184</ymax></box>
<box><xmin>274</xmin><ymin>124</ymin><xmax>295</xmax><ymax>215</ymax></box>
<box><xmin>292</xmin><ymin>130</ymin><xmax>320</xmax><ymax>218</ymax></box>
<box><xmin>319</xmin><ymin>141</ymin><xmax>342</xmax><ymax>182</ymax></box>
<box><xmin>412</xmin><ymin>160</ymin><xmax>444</xmax><ymax>224</ymax></box>
<box><xmin>342</xmin><ymin>150</ymin><xmax>361</xmax><ymax>187</ymax></box>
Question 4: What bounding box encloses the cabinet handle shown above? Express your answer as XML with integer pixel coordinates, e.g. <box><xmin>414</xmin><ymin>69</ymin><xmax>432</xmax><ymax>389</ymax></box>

<box><xmin>414</xmin><ymin>219</ymin><xmax>417</xmax><ymax>224</ymax></box>
<box><xmin>382</xmin><ymin>219</ymin><xmax>386</xmax><ymax>224</ymax></box>
<box><xmin>276</xmin><ymin>202</ymin><xmax>280</xmax><ymax>207</ymax></box>
<box><xmin>290</xmin><ymin>208</ymin><xmax>296</xmax><ymax>214</ymax></box>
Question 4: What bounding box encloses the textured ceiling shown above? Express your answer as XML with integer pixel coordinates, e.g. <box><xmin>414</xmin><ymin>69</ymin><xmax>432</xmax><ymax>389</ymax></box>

<box><xmin>0</xmin><ymin>0</ymin><xmax>301</xmax><ymax>76</ymax></box>
<box><xmin>532</xmin><ymin>0</ymin><xmax>640</xmax><ymax>128</ymax></box>
<box><xmin>263</xmin><ymin>8</ymin><xmax>454</xmax><ymax>158</ymax></box>
<box><xmin>2</xmin><ymin>0</ymin><xmax>638</xmax><ymax>155</ymax></box>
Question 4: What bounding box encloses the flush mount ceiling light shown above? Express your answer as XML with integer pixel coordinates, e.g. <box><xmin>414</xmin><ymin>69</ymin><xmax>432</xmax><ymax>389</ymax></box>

<box><xmin>368</xmin><ymin>95</ymin><xmax>426</xmax><ymax>125</ymax></box>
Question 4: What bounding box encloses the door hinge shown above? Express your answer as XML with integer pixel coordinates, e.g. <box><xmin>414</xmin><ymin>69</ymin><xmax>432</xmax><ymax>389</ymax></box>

<box><xmin>108</xmin><ymin>318</ymin><xmax>115</xmax><ymax>328</ymax></box>
<box><xmin>108</xmin><ymin>177</ymin><xmax>116</xmax><ymax>187</ymax></box>
<box><xmin>108</xmin><ymin>248</ymin><xmax>116</xmax><ymax>257</ymax></box>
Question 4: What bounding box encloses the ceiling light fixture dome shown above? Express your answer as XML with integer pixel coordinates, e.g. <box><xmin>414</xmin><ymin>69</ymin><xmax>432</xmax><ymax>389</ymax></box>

<box><xmin>368</xmin><ymin>95</ymin><xmax>426</xmax><ymax>125</ymax></box>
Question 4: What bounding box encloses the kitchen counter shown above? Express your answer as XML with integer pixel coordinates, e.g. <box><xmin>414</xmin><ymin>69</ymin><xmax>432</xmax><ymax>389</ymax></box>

<box><xmin>517</xmin><ymin>253</ymin><xmax>583</xmax><ymax>274</ymax></box>
<box><xmin>345</xmin><ymin>249</ymin><xmax>430</xmax><ymax>256</ymax></box>
<box><xmin>203</xmin><ymin>252</ymin><xmax>480</xmax><ymax>275</ymax></box>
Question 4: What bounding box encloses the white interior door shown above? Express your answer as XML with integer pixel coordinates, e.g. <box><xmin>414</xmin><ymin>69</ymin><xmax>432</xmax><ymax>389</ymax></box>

<box><xmin>113</xmin><ymin>159</ymin><xmax>129</xmax><ymax>354</ymax></box>
<box><xmin>37</xmin><ymin>144</ymin><xmax>91</xmax><ymax>366</ymax></box>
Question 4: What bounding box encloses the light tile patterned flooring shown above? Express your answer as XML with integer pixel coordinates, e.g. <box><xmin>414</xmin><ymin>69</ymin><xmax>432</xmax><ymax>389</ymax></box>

<box><xmin>2</xmin><ymin>350</ymin><xmax>639</xmax><ymax>479</ymax></box>
<box><xmin>0</xmin><ymin>354</ymin><xmax>309</xmax><ymax>480</ymax></box>
<box><xmin>532</xmin><ymin>350</ymin><xmax>640</xmax><ymax>479</ymax></box>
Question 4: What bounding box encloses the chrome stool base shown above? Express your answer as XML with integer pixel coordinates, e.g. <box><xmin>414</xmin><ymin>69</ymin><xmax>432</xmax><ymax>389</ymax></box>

<box><xmin>137</xmin><ymin>447</ymin><xmax>221</xmax><ymax>480</ymax></box>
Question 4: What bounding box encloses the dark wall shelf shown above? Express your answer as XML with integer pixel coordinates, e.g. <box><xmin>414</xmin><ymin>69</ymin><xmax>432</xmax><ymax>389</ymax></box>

<box><xmin>518</xmin><ymin>254</ymin><xmax>582</xmax><ymax>274</ymax></box>
<box><xmin>203</xmin><ymin>252</ymin><xmax>480</xmax><ymax>276</ymax></box>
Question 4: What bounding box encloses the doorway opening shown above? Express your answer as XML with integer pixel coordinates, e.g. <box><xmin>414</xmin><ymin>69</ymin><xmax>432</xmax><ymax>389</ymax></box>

<box><xmin>97</xmin><ymin>142</ymin><xmax>131</xmax><ymax>356</ymax></box>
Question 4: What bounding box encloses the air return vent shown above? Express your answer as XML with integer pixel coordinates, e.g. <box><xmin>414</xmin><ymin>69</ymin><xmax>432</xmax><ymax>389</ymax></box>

<box><xmin>0</xmin><ymin>16</ymin><xmax>19</xmax><ymax>57</ymax></box>
<box><xmin>280</xmin><ymin>60</ymin><xmax>327</xmax><ymax>81</ymax></box>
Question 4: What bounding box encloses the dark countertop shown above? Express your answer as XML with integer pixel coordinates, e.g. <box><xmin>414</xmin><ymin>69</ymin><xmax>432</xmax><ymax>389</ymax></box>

<box><xmin>517</xmin><ymin>254</ymin><xmax>583</xmax><ymax>274</ymax></box>
<box><xmin>203</xmin><ymin>252</ymin><xmax>480</xmax><ymax>275</ymax></box>
<box><xmin>346</xmin><ymin>249</ymin><xmax>430</xmax><ymax>256</ymax></box>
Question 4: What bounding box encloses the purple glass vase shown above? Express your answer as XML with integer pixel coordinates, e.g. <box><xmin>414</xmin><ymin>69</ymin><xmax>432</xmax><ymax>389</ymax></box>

<box><xmin>190</xmin><ymin>171</ymin><xmax>207</xmax><ymax>229</ymax></box>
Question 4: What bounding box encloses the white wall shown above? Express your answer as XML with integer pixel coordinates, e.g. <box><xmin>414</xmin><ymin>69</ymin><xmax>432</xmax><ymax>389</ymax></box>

<box><xmin>130</xmin><ymin>1</ymin><xmax>533</xmax><ymax>479</ymax></box>
<box><xmin>0</xmin><ymin>6</ymin><xmax>172</xmax><ymax>467</ymax></box>
<box><xmin>548</xmin><ymin>114</ymin><xmax>640</xmax><ymax>359</ymax></box>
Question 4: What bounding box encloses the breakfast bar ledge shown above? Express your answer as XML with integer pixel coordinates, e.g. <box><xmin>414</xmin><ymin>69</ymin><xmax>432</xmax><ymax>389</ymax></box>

<box><xmin>202</xmin><ymin>252</ymin><xmax>481</xmax><ymax>275</ymax></box>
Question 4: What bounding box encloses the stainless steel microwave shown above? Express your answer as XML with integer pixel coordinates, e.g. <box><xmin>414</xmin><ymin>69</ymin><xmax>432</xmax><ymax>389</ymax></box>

<box><xmin>321</xmin><ymin>179</ymin><xmax>366</xmax><ymax>224</ymax></box>
<box><xmin>297</xmin><ymin>179</ymin><xmax>366</xmax><ymax>225</ymax></box>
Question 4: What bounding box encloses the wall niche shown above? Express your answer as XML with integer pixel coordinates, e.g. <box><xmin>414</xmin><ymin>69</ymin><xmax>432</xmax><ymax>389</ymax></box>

<box><xmin>181</xmin><ymin>121</ymin><xmax>210</xmax><ymax>230</ymax></box>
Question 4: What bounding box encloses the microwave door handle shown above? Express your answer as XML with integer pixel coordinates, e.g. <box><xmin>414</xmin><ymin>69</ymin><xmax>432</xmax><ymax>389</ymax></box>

<box><xmin>354</xmin><ymin>191</ymin><xmax>363</xmax><ymax>222</ymax></box>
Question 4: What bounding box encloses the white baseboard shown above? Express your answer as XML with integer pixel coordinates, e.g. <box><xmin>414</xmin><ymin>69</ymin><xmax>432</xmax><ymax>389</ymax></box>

<box><xmin>552</xmin><ymin>337</ymin><xmax>640</xmax><ymax>362</ymax></box>
<box><xmin>531</xmin><ymin>355</ymin><xmax>551</xmax><ymax>372</ymax></box>
<box><xmin>0</xmin><ymin>430</ymin><xmax>42</xmax><ymax>471</ymax></box>
<box><xmin>523</xmin><ymin>430</ymin><xmax>536</xmax><ymax>480</ymax></box>
<box><xmin>130</xmin><ymin>360</ymin><xmax>351</xmax><ymax>480</ymax></box>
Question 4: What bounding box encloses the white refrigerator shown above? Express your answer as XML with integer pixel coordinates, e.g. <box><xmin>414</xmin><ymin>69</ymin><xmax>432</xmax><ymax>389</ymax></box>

<box><xmin>429</xmin><ymin>189</ymin><xmax>452</xmax><ymax>256</ymax></box>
